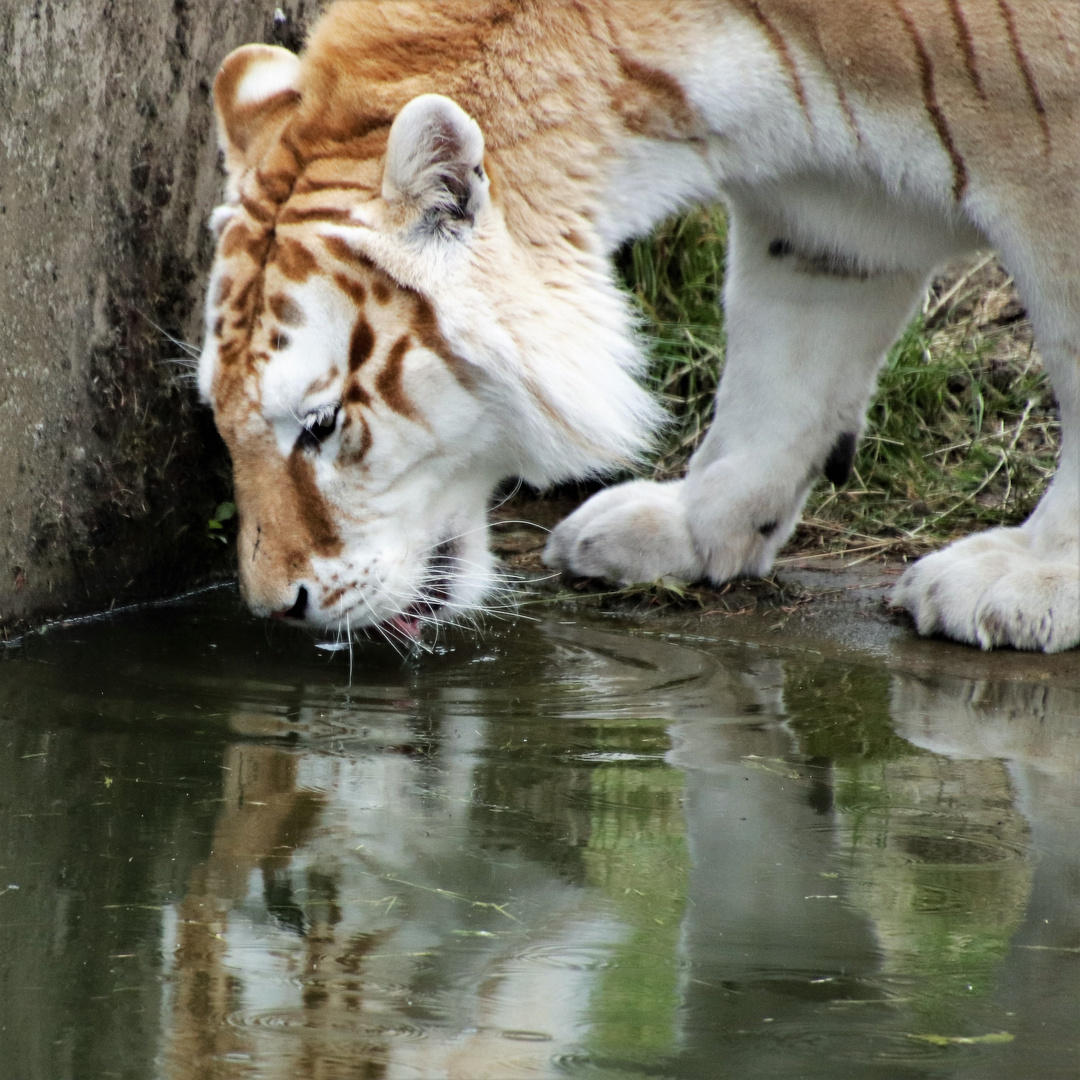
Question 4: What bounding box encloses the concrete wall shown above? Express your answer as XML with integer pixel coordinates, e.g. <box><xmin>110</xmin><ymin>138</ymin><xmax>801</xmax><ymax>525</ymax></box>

<box><xmin>0</xmin><ymin>0</ymin><xmax>316</xmax><ymax>634</ymax></box>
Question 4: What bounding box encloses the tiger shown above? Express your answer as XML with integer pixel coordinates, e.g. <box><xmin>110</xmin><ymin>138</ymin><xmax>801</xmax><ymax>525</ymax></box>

<box><xmin>199</xmin><ymin>0</ymin><xmax>1079</xmax><ymax>652</ymax></box>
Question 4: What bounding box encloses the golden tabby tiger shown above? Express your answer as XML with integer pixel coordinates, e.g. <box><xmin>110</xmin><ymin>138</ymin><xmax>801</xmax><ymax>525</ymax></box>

<box><xmin>200</xmin><ymin>0</ymin><xmax>1079</xmax><ymax>651</ymax></box>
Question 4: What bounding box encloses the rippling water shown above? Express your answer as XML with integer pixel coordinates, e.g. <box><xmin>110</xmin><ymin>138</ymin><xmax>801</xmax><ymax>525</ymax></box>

<box><xmin>0</xmin><ymin>587</ymin><xmax>1077</xmax><ymax>1079</ymax></box>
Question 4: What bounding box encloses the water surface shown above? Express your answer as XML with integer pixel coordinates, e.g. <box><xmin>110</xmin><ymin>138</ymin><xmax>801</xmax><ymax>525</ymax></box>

<box><xmin>0</xmin><ymin>588</ymin><xmax>1077</xmax><ymax>1078</ymax></box>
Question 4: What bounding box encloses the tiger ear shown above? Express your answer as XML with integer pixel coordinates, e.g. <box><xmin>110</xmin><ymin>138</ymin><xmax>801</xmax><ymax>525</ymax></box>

<box><xmin>383</xmin><ymin>94</ymin><xmax>489</xmax><ymax>233</ymax></box>
<box><xmin>214</xmin><ymin>44</ymin><xmax>301</xmax><ymax>176</ymax></box>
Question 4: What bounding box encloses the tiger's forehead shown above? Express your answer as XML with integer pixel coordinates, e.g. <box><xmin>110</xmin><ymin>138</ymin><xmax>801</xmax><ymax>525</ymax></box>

<box><xmin>206</xmin><ymin>133</ymin><xmax>383</xmax><ymax>365</ymax></box>
<box><xmin>205</xmin><ymin>208</ymin><xmax>473</xmax><ymax>446</ymax></box>
<box><xmin>208</xmin><ymin>209</ymin><xmax>406</xmax><ymax>408</ymax></box>
<box><xmin>201</xmin><ymin>120</ymin><xmax>473</xmax><ymax>430</ymax></box>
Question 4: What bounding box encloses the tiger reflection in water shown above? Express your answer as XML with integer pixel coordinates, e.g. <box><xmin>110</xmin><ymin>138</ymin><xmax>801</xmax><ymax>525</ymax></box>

<box><xmin>160</xmin><ymin>629</ymin><xmax>1079</xmax><ymax>1074</ymax></box>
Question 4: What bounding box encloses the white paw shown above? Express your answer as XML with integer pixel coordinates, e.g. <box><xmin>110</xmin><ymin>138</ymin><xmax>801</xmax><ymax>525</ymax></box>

<box><xmin>542</xmin><ymin>480</ymin><xmax>704</xmax><ymax>584</ymax></box>
<box><xmin>893</xmin><ymin>528</ymin><xmax>1080</xmax><ymax>653</ymax></box>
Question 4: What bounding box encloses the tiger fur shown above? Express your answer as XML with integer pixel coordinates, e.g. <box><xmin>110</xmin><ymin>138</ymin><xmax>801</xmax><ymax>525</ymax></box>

<box><xmin>200</xmin><ymin>0</ymin><xmax>1080</xmax><ymax>651</ymax></box>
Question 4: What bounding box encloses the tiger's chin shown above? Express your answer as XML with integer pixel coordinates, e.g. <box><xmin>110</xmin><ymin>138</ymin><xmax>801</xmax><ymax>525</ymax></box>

<box><xmin>362</xmin><ymin>553</ymin><xmax>491</xmax><ymax>645</ymax></box>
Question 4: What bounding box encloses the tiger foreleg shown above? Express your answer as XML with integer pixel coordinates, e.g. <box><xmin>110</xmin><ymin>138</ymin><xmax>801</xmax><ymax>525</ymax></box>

<box><xmin>545</xmin><ymin>198</ymin><xmax>930</xmax><ymax>587</ymax></box>
<box><xmin>893</xmin><ymin>336</ymin><xmax>1080</xmax><ymax>652</ymax></box>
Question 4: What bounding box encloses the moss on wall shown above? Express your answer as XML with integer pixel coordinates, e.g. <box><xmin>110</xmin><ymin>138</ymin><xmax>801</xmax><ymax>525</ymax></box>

<box><xmin>0</xmin><ymin>0</ymin><xmax>316</xmax><ymax>633</ymax></box>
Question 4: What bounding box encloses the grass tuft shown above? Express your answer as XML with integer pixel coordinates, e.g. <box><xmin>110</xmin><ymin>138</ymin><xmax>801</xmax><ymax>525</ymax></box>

<box><xmin>617</xmin><ymin>208</ymin><xmax>726</xmax><ymax>478</ymax></box>
<box><xmin>620</xmin><ymin>211</ymin><xmax>1060</xmax><ymax>559</ymax></box>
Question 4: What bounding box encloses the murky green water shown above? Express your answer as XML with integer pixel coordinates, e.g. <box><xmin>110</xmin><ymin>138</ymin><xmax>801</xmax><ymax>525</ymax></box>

<box><xmin>0</xmin><ymin>587</ymin><xmax>1077</xmax><ymax>1079</ymax></box>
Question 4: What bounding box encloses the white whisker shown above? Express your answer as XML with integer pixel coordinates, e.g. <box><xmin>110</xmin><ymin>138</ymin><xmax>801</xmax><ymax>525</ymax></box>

<box><xmin>137</xmin><ymin>310</ymin><xmax>203</xmax><ymax>359</ymax></box>
<box><xmin>488</xmin><ymin>479</ymin><xmax>523</xmax><ymax>515</ymax></box>
<box><xmin>346</xmin><ymin>610</ymin><xmax>354</xmax><ymax>685</ymax></box>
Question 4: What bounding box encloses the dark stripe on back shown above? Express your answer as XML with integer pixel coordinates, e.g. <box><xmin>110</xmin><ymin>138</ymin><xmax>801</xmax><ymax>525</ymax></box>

<box><xmin>231</xmin><ymin>278</ymin><xmax>256</xmax><ymax>314</ymax></box>
<box><xmin>273</xmin><ymin>238</ymin><xmax>318</xmax><ymax>282</ymax></box>
<box><xmin>835</xmin><ymin>83</ymin><xmax>863</xmax><ymax>148</ymax></box>
<box><xmin>323</xmin><ymin>234</ymin><xmax>378</xmax><ymax>271</ymax></box>
<box><xmin>996</xmin><ymin>0</ymin><xmax>1051</xmax><ymax>154</ymax></box>
<box><xmin>293</xmin><ymin>177</ymin><xmax>373</xmax><ymax>195</ymax></box>
<box><xmin>802</xmin><ymin>16</ymin><xmax>863</xmax><ymax>148</ymax></box>
<box><xmin>947</xmin><ymin>0</ymin><xmax>987</xmax><ymax>100</ymax></box>
<box><xmin>256</xmin><ymin>139</ymin><xmax>303</xmax><ymax>203</ymax></box>
<box><xmin>733</xmin><ymin>1</ymin><xmax>810</xmax><ymax>120</ymax></box>
<box><xmin>240</xmin><ymin>195</ymin><xmax>275</xmax><ymax>224</ymax></box>
<box><xmin>215</xmin><ymin>276</ymin><xmax>234</xmax><ymax>305</ymax></box>
<box><xmin>221</xmin><ymin>222</ymin><xmax>270</xmax><ymax>263</ymax></box>
<box><xmin>891</xmin><ymin>1</ymin><xmax>968</xmax><ymax>201</ymax></box>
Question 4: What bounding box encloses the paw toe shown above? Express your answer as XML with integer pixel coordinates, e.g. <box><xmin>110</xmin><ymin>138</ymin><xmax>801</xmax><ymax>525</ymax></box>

<box><xmin>894</xmin><ymin>533</ymin><xmax>1079</xmax><ymax>653</ymax></box>
<box><xmin>543</xmin><ymin>481</ymin><xmax>702</xmax><ymax>584</ymax></box>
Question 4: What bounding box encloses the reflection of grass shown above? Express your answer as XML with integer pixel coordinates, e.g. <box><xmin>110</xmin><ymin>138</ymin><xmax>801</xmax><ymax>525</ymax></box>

<box><xmin>832</xmin><ymin>757</ymin><xmax>1031</xmax><ymax>1031</ymax></box>
<box><xmin>621</xmin><ymin>210</ymin><xmax>1060</xmax><ymax>557</ymax></box>
<box><xmin>582</xmin><ymin>764</ymin><xmax>688</xmax><ymax>1062</ymax></box>
<box><xmin>859</xmin><ymin>862</ymin><xmax>1021</xmax><ymax>1029</ymax></box>
<box><xmin>775</xmin><ymin>663</ymin><xmax>1030</xmax><ymax>1032</ymax></box>
<box><xmin>830</xmin><ymin>759</ymin><xmax>898</xmax><ymax>819</ymax></box>
<box><xmin>781</xmin><ymin>662</ymin><xmax>915</xmax><ymax>763</ymax></box>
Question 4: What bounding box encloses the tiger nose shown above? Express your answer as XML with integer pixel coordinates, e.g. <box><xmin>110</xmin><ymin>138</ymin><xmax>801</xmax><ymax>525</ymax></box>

<box><xmin>271</xmin><ymin>585</ymin><xmax>309</xmax><ymax>621</ymax></box>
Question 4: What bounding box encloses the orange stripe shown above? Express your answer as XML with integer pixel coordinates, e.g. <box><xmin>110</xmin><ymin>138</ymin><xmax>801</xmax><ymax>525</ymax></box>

<box><xmin>322</xmin><ymin>234</ymin><xmax>377</xmax><ymax>272</ymax></box>
<box><xmin>345</xmin><ymin>380</ymin><xmax>372</xmax><ymax>408</ymax></box>
<box><xmin>272</xmin><ymin>238</ymin><xmax>318</xmax><ymax>282</ymax></box>
<box><xmin>803</xmin><ymin>17</ymin><xmax>862</xmax><ymax>150</ymax></box>
<box><xmin>376</xmin><ymin>335</ymin><xmax>419</xmax><ymax>421</ymax></box>
<box><xmin>342</xmin><ymin>412</ymin><xmax>373</xmax><ymax>464</ymax></box>
<box><xmin>239</xmin><ymin>195</ymin><xmax>274</xmax><ymax>224</ymax></box>
<box><xmin>835</xmin><ymin>83</ymin><xmax>863</xmax><ymax>150</ymax></box>
<box><xmin>277</xmin><ymin>205</ymin><xmax>355</xmax><ymax>225</ymax></box>
<box><xmin>333</xmin><ymin>272</ymin><xmax>367</xmax><ymax>308</ymax></box>
<box><xmin>293</xmin><ymin>177</ymin><xmax>372</xmax><ymax>195</ymax></box>
<box><xmin>349</xmin><ymin>317</ymin><xmax>375</xmax><ymax>373</ymax></box>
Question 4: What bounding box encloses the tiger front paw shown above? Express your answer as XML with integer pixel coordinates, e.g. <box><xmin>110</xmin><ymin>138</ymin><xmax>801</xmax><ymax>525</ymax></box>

<box><xmin>892</xmin><ymin>528</ymin><xmax>1080</xmax><ymax>653</ymax></box>
<box><xmin>542</xmin><ymin>480</ymin><xmax>704</xmax><ymax>584</ymax></box>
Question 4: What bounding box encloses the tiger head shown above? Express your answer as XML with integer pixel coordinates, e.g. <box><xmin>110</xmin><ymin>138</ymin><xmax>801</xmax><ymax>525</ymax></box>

<box><xmin>199</xmin><ymin>42</ymin><xmax>659</xmax><ymax>639</ymax></box>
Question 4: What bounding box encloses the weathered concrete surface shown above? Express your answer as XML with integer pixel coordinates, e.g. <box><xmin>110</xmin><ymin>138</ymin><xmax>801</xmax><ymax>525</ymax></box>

<box><xmin>0</xmin><ymin>0</ymin><xmax>314</xmax><ymax>633</ymax></box>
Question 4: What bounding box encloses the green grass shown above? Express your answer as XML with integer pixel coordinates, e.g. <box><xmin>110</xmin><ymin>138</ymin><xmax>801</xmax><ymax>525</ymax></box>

<box><xmin>620</xmin><ymin>211</ymin><xmax>1061</xmax><ymax>558</ymax></box>
<box><xmin>617</xmin><ymin>208</ymin><xmax>727</xmax><ymax>479</ymax></box>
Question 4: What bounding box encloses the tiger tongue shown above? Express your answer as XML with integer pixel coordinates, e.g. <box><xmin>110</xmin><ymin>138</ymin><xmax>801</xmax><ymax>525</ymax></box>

<box><xmin>388</xmin><ymin>614</ymin><xmax>424</xmax><ymax>640</ymax></box>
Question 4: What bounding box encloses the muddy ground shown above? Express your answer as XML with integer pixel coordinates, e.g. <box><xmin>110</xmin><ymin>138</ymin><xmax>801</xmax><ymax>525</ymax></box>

<box><xmin>491</xmin><ymin>493</ymin><xmax>1080</xmax><ymax>692</ymax></box>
